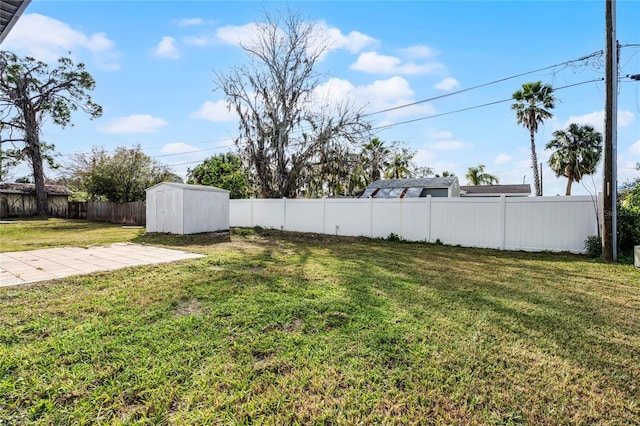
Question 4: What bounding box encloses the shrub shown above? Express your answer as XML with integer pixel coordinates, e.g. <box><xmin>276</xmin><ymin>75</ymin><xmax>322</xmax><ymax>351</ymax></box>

<box><xmin>386</xmin><ymin>233</ymin><xmax>401</xmax><ymax>242</ymax></box>
<box><xmin>617</xmin><ymin>207</ymin><xmax>640</xmax><ymax>256</ymax></box>
<box><xmin>584</xmin><ymin>235</ymin><xmax>602</xmax><ymax>258</ymax></box>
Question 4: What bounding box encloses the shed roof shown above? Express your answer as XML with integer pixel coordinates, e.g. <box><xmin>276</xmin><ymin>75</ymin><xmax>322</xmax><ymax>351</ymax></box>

<box><xmin>0</xmin><ymin>182</ymin><xmax>71</xmax><ymax>196</ymax></box>
<box><xmin>460</xmin><ymin>184</ymin><xmax>531</xmax><ymax>196</ymax></box>
<box><xmin>367</xmin><ymin>177</ymin><xmax>458</xmax><ymax>190</ymax></box>
<box><xmin>145</xmin><ymin>182</ymin><xmax>230</xmax><ymax>194</ymax></box>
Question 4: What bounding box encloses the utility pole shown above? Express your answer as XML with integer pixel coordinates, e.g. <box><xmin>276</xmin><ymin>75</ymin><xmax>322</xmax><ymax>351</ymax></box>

<box><xmin>539</xmin><ymin>162</ymin><xmax>543</xmax><ymax>196</ymax></box>
<box><xmin>603</xmin><ymin>0</ymin><xmax>618</xmax><ymax>262</ymax></box>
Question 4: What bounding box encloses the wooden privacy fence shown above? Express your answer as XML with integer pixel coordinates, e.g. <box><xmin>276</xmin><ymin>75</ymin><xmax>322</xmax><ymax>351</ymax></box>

<box><xmin>86</xmin><ymin>201</ymin><xmax>146</xmax><ymax>225</ymax></box>
<box><xmin>229</xmin><ymin>196</ymin><xmax>600</xmax><ymax>254</ymax></box>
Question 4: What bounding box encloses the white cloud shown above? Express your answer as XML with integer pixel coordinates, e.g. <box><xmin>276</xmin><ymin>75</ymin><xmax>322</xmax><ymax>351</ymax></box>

<box><xmin>191</xmin><ymin>100</ymin><xmax>238</xmax><ymax>122</ymax></box>
<box><xmin>153</xmin><ymin>36</ymin><xmax>179</xmax><ymax>59</ymax></box>
<box><xmin>214</xmin><ymin>20</ymin><xmax>376</xmax><ymax>59</ymax></box>
<box><xmin>177</xmin><ymin>18</ymin><xmax>204</xmax><ymax>27</ymax></box>
<box><xmin>357</xmin><ymin>76</ymin><xmax>415</xmax><ymax>101</ymax></box>
<box><xmin>315</xmin><ymin>21</ymin><xmax>377</xmax><ymax>53</ymax></box>
<box><xmin>426</xmin><ymin>128</ymin><xmax>453</xmax><ymax>139</ymax></box>
<box><xmin>414</xmin><ymin>149</ymin><xmax>436</xmax><ymax>166</ymax></box>
<box><xmin>160</xmin><ymin>143</ymin><xmax>201</xmax><ymax>155</ymax></box>
<box><xmin>559</xmin><ymin>109</ymin><xmax>635</xmax><ymax>131</ymax></box>
<box><xmin>431</xmin><ymin>141</ymin><xmax>473</xmax><ymax>150</ymax></box>
<box><xmin>434</xmin><ymin>77</ymin><xmax>459</xmax><ymax>91</ymax></box>
<box><xmin>617</xmin><ymin>110</ymin><xmax>635</xmax><ymax>127</ymax></box>
<box><xmin>400</xmin><ymin>45</ymin><xmax>437</xmax><ymax>59</ymax></box>
<box><xmin>315</xmin><ymin>76</ymin><xmax>434</xmax><ymax>119</ymax></box>
<box><xmin>313</xmin><ymin>78</ymin><xmax>355</xmax><ymax>105</ymax></box>
<box><xmin>3</xmin><ymin>13</ymin><xmax>119</xmax><ymax>70</ymax></box>
<box><xmin>630</xmin><ymin>140</ymin><xmax>640</xmax><ymax>156</ymax></box>
<box><xmin>350</xmin><ymin>51</ymin><xmax>444</xmax><ymax>75</ymax></box>
<box><xmin>159</xmin><ymin>143</ymin><xmax>208</xmax><ymax>180</ymax></box>
<box><xmin>216</xmin><ymin>23</ymin><xmax>257</xmax><ymax>46</ymax></box>
<box><xmin>99</xmin><ymin>115</ymin><xmax>167</xmax><ymax>134</ymax></box>
<box><xmin>517</xmin><ymin>158</ymin><xmax>532</xmax><ymax>170</ymax></box>
<box><xmin>495</xmin><ymin>153</ymin><xmax>512</xmax><ymax>165</ymax></box>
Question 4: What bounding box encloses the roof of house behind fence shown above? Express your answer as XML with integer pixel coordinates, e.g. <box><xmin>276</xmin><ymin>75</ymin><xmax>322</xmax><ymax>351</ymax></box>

<box><xmin>460</xmin><ymin>184</ymin><xmax>531</xmax><ymax>196</ymax></box>
<box><xmin>366</xmin><ymin>177</ymin><xmax>458</xmax><ymax>190</ymax></box>
<box><xmin>0</xmin><ymin>182</ymin><xmax>72</xmax><ymax>196</ymax></box>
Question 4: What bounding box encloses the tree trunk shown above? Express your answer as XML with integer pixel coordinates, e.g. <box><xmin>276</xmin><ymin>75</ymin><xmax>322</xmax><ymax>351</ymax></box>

<box><xmin>25</xmin><ymin>112</ymin><xmax>49</xmax><ymax>216</ymax></box>
<box><xmin>565</xmin><ymin>175</ymin><xmax>573</xmax><ymax>196</ymax></box>
<box><xmin>530</xmin><ymin>129</ymin><xmax>541</xmax><ymax>196</ymax></box>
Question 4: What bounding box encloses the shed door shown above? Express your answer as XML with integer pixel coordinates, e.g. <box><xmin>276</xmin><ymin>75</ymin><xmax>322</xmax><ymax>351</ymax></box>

<box><xmin>155</xmin><ymin>189</ymin><xmax>166</xmax><ymax>232</ymax></box>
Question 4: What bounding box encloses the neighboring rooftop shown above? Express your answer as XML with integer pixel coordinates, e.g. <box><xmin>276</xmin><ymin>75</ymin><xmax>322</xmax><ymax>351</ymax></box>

<box><xmin>0</xmin><ymin>182</ymin><xmax>71</xmax><ymax>196</ymax></box>
<box><xmin>360</xmin><ymin>177</ymin><xmax>460</xmax><ymax>199</ymax></box>
<box><xmin>460</xmin><ymin>184</ymin><xmax>531</xmax><ymax>197</ymax></box>
<box><xmin>366</xmin><ymin>177</ymin><xmax>458</xmax><ymax>190</ymax></box>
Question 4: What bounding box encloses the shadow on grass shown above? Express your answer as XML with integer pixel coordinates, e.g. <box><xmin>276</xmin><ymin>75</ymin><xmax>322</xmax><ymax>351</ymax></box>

<box><xmin>133</xmin><ymin>231</ymin><xmax>231</xmax><ymax>247</ymax></box>
<box><xmin>312</xmin><ymin>238</ymin><xmax>639</xmax><ymax>386</ymax></box>
<box><xmin>227</xmin><ymin>231</ymin><xmax>638</xmax><ymax>388</ymax></box>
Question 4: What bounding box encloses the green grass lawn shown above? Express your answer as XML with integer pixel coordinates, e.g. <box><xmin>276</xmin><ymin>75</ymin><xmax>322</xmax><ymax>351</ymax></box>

<box><xmin>0</xmin><ymin>218</ymin><xmax>146</xmax><ymax>252</ymax></box>
<box><xmin>1</xmin><ymin>221</ymin><xmax>639</xmax><ymax>424</ymax></box>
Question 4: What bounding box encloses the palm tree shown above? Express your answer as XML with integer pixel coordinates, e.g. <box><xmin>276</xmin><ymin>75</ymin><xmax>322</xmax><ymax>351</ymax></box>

<box><xmin>545</xmin><ymin>123</ymin><xmax>602</xmax><ymax>195</ymax></box>
<box><xmin>465</xmin><ymin>164</ymin><xmax>499</xmax><ymax>185</ymax></box>
<box><xmin>362</xmin><ymin>137</ymin><xmax>391</xmax><ymax>182</ymax></box>
<box><xmin>384</xmin><ymin>147</ymin><xmax>414</xmax><ymax>179</ymax></box>
<box><xmin>512</xmin><ymin>81</ymin><xmax>555</xmax><ymax>196</ymax></box>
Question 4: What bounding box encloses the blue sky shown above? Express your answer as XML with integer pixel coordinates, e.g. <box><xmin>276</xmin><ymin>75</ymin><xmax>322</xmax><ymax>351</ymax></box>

<box><xmin>3</xmin><ymin>0</ymin><xmax>640</xmax><ymax>196</ymax></box>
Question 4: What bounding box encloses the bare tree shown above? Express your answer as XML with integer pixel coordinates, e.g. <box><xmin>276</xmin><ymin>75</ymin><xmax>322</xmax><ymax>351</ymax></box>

<box><xmin>0</xmin><ymin>52</ymin><xmax>102</xmax><ymax>215</ymax></box>
<box><xmin>215</xmin><ymin>9</ymin><xmax>370</xmax><ymax>198</ymax></box>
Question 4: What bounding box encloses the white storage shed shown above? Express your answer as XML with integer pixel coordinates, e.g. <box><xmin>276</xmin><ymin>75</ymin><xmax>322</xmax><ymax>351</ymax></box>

<box><xmin>146</xmin><ymin>182</ymin><xmax>229</xmax><ymax>235</ymax></box>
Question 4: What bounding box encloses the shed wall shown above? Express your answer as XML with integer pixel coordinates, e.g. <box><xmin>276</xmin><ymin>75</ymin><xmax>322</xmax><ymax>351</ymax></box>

<box><xmin>146</xmin><ymin>185</ymin><xmax>184</xmax><ymax>233</ymax></box>
<box><xmin>183</xmin><ymin>189</ymin><xmax>229</xmax><ymax>234</ymax></box>
<box><xmin>146</xmin><ymin>183</ymin><xmax>229</xmax><ymax>234</ymax></box>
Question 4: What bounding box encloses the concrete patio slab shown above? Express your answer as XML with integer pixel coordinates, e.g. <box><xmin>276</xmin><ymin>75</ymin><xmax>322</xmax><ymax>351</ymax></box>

<box><xmin>0</xmin><ymin>243</ymin><xmax>205</xmax><ymax>287</ymax></box>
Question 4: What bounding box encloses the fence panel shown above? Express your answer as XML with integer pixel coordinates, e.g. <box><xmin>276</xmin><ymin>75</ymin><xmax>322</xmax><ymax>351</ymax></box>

<box><xmin>285</xmin><ymin>199</ymin><xmax>325</xmax><ymax>233</ymax></box>
<box><xmin>87</xmin><ymin>201</ymin><xmax>146</xmax><ymax>225</ymax></box>
<box><xmin>229</xmin><ymin>199</ymin><xmax>253</xmax><ymax>227</ymax></box>
<box><xmin>230</xmin><ymin>196</ymin><xmax>598</xmax><ymax>253</ymax></box>
<box><xmin>325</xmin><ymin>199</ymin><xmax>372</xmax><ymax>237</ymax></box>
<box><xmin>504</xmin><ymin>196</ymin><xmax>597</xmax><ymax>252</ymax></box>
<box><xmin>371</xmin><ymin>199</ymin><xmax>403</xmax><ymax>239</ymax></box>
<box><xmin>431</xmin><ymin>198</ymin><xmax>503</xmax><ymax>248</ymax></box>
<box><xmin>252</xmin><ymin>199</ymin><xmax>286</xmax><ymax>230</ymax></box>
<box><xmin>399</xmin><ymin>199</ymin><xmax>431</xmax><ymax>242</ymax></box>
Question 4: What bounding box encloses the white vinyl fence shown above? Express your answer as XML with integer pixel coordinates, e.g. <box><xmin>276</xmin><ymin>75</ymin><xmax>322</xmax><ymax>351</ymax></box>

<box><xmin>230</xmin><ymin>196</ymin><xmax>600</xmax><ymax>253</ymax></box>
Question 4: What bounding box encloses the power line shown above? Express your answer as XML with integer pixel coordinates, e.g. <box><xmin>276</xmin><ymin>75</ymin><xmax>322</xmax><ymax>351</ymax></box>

<box><xmin>363</xmin><ymin>50</ymin><xmax>604</xmax><ymax>117</ymax></box>
<box><xmin>159</xmin><ymin>77</ymin><xmax>607</xmax><ymax>161</ymax></box>
<box><xmin>373</xmin><ymin>78</ymin><xmax>603</xmax><ymax>132</ymax></box>
<box><xmin>55</xmin><ymin>49</ymin><xmax>615</xmax><ymax>163</ymax></box>
<box><xmin>56</xmin><ymin>50</ymin><xmax>610</xmax><ymax>161</ymax></box>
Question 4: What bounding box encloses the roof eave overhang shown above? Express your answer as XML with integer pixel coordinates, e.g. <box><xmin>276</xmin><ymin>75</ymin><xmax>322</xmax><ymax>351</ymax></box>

<box><xmin>0</xmin><ymin>0</ymin><xmax>31</xmax><ymax>45</ymax></box>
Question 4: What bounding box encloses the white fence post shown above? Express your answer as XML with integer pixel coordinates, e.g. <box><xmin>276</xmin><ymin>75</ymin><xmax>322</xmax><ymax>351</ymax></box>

<box><xmin>369</xmin><ymin>197</ymin><xmax>373</xmax><ymax>238</ymax></box>
<box><xmin>283</xmin><ymin>197</ymin><xmax>287</xmax><ymax>231</ymax></box>
<box><xmin>400</xmin><ymin>198</ymin><xmax>403</xmax><ymax>239</ymax></box>
<box><xmin>322</xmin><ymin>197</ymin><xmax>326</xmax><ymax>234</ymax></box>
<box><xmin>426</xmin><ymin>195</ymin><xmax>432</xmax><ymax>242</ymax></box>
<box><xmin>499</xmin><ymin>195</ymin><xmax>506</xmax><ymax>250</ymax></box>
